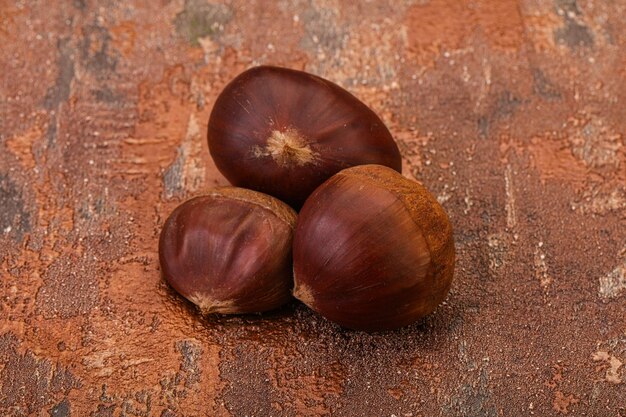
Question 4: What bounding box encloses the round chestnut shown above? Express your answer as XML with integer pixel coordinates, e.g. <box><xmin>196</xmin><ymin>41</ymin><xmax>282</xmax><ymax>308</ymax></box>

<box><xmin>292</xmin><ymin>165</ymin><xmax>455</xmax><ymax>331</ymax></box>
<box><xmin>159</xmin><ymin>187</ymin><xmax>297</xmax><ymax>314</ymax></box>
<box><xmin>207</xmin><ymin>66</ymin><xmax>402</xmax><ymax>208</ymax></box>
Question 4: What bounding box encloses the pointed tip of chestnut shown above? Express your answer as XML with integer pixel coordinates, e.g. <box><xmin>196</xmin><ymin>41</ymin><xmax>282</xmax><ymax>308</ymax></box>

<box><xmin>159</xmin><ymin>187</ymin><xmax>297</xmax><ymax>315</ymax></box>
<box><xmin>207</xmin><ymin>65</ymin><xmax>402</xmax><ymax>208</ymax></box>
<box><xmin>292</xmin><ymin>164</ymin><xmax>455</xmax><ymax>332</ymax></box>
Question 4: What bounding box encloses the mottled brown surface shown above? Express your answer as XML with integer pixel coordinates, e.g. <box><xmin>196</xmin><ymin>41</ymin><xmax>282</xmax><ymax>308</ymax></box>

<box><xmin>1</xmin><ymin>0</ymin><xmax>625</xmax><ymax>416</ymax></box>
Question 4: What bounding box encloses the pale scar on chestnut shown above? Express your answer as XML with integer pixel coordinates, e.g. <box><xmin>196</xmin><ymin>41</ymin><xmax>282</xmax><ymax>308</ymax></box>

<box><xmin>187</xmin><ymin>292</ymin><xmax>238</xmax><ymax>315</ymax></box>
<box><xmin>292</xmin><ymin>282</ymin><xmax>315</xmax><ymax>306</ymax></box>
<box><xmin>252</xmin><ymin>128</ymin><xmax>318</xmax><ymax>167</ymax></box>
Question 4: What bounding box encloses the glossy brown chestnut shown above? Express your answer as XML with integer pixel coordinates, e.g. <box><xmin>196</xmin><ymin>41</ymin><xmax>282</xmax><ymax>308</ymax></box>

<box><xmin>207</xmin><ymin>66</ymin><xmax>402</xmax><ymax>208</ymax></box>
<box><xmin>159</xmin><ymin>187</ymin><xmax>297</xmax><ymax>314</ymax></box>
<box><xmin>292</xmin><ymin>165</ymin><xmax>455</xmax><ymax>331</ymax></box>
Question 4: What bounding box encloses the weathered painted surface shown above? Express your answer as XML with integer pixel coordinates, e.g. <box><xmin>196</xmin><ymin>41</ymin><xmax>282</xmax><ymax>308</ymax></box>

<box><xmin>1</xmin><ymin>0</ymin><xmax>624</xmax><ymax>415</ymax></box>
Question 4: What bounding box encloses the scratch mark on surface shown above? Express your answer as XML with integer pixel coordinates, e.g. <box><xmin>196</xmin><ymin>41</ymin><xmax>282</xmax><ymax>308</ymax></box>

<box><xmin>475</xmin><ymin>57</ymin><xmax>492</xmax><ymax>111</ymax></box>
<box><xmin>504</xmin><ymin>164</ymin><xmax>517</xmax><ymax>229</ymax></box>
<box><xmin>463</xmin><ymin>185</ymin><xmax>472</xmax><ymax>215</ymax></box>
<box><xmin>534</xmin><ymin>241</ymin><xmax>551</xmax><ymax>289</ymax></box>
<box><xmin>233</xmin><ymin>96</ymin><xmax>252</xmax><ymax>115</ymax></box>
<box><xmin>163</xmin><ymin>113</ymin><xmax>206</xmax><ymax>199</ymax></box>
<box><xmin>487</xmin><ymin>234</ymin><xmax>506</xmax><ymax>273</ymax></box>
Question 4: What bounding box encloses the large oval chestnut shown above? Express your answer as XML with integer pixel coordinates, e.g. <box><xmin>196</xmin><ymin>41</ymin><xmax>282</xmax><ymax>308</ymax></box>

<box><xmin>207</xmin><ymin>66</ymin><xmax>402</xmax><ymax>208</ymax></box>
<box><xmin>159</xmin><ymin>187</ymin><xmax>297</xmax><ymax>314</ymax></box>
<box><xmin>292</xmin><ymin>165</ymin><xmax>455</xmax><ymax>331</ymax></box>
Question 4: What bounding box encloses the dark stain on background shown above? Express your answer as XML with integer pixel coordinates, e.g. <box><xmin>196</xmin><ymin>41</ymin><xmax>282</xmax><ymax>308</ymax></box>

<box><xmin>554</xmin><ymin>0</ymin><xmax>594</xmax><ymax>49</ymax></box>
<box><xmin>0</xmin><ymin>332</ymin><xmax>80</xmax><ymax>416</ymax></box>
<box><xmin>0</xmin><ymin>174</ymin><xmax>31</xmax><ymax>242</ymax></box>
<box><xmin>43</xmin><ymin>39</ymin><xmax>75</xmax><ymax>145</ymax></box>
<box><xmin>174</xmin><ymin>0</ymin><xmax>233</xmax><ymax>46</ymax></box>
<box><xmin>532</xmin><ymin>69</ymin><xmax>562</xmax><ymax>100</ymax></box>
<box><xmin>50</xmin><ymin>398</ymin><xmax>71</xmax><ymax>417</ymax></box>
<box><xmin>80</xmin><ymin>24</ymin><xmax>118</xmax><ymax>75</ymax></box>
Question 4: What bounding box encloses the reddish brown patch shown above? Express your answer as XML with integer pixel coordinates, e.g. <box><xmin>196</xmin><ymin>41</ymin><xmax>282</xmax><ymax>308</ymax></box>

<box><xmin>405</xmin><ymin>0</ymin><xmax>524</xmax><ymax>63</ymax></box>
<box><xmin>405</xmin><ymin>0</ymin><xmax>470</xmax><ymax>64</ymax></box>
<box><xmin>109</xmin><ymin>21</ymin><xmax>137</xmax><ymax>57</ymax></box>
<box><xmin>527</xmin><ymin>134</ymin><xmax>593</xmax><ymax>190</ymax></box>
<box><xmin>553</xmin><ymin>391</ymin><xmax>579</xmax><ymax>414</ymax></box>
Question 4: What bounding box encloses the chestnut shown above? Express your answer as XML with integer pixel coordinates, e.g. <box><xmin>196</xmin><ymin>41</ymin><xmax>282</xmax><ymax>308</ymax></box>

<box><xmin>292</xmin><ymin>165</ymin><xmax>455</xmax><ymax>331</ymax></box>
<box><xmin>159</xmin><ymin>187</ymin><xmax>297</xmax><ymax>314</ymax></box>
<box><xmin>207</xmin><ymin>66</ymin><xmax>402</xmax><ymax>208</ymax></box>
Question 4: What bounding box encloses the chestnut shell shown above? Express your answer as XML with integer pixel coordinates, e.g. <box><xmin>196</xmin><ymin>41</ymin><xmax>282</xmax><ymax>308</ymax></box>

<box><xmin>207</xmin><ymin>66</ymin><xmax>402</xmax><ymax>208</ymax></box>
<box><xmin>292</xmin><ymin>165</ymin><xmax>455</xmax><ymax>331</ymax></box>
<box><xmin>159</xmin><ymin>187</ymin><xmax>297</xmax><ymax>314</ymax></box>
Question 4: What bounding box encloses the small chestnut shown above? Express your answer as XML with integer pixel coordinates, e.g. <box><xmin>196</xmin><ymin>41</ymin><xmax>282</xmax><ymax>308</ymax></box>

<box><xmin>292</xmin><ymin>165</ymin><xmax>455</xmax><ymax>331</ymax></box>
<box><xmin>159</xmin><ymin>187</ymin><xmax>297</xmax><ymax>314</ymax></box>
<box><xmin>207</xmin><ymin>66</ymin><xmax>402</xmax><ymax>208</ymax></box>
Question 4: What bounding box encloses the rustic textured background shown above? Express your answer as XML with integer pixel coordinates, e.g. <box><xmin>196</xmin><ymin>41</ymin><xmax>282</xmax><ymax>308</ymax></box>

<box><xmin>1</xmin><ymin>0</ymin><xmax>625</xmax><ymax>416</ymax></box>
